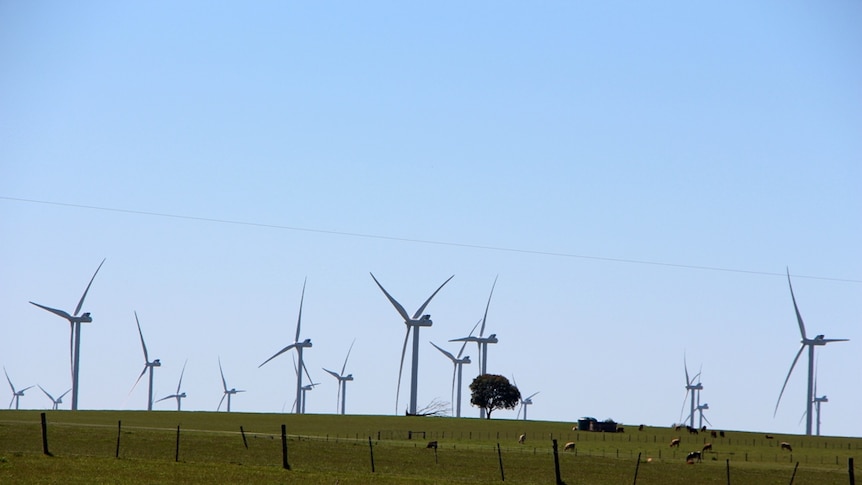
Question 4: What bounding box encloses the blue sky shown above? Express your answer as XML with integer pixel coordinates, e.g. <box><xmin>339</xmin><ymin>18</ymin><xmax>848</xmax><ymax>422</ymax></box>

<box><xmin>1</xmin><ymin>2</ymin><xmax>860</xmax><ymax>435</ymax></box>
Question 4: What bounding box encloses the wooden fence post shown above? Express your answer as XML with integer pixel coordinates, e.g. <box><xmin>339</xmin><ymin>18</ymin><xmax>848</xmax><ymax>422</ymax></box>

<box><xmin>726</xmin><ymin>458</ymin><xmax>731</xmax><ymax>485</ymax></box>
<box><xmin>368</xmin><ymin>436</ymin><xmax>375</xmax><ymax>473</ymax></box>
<box><xmin>632</xmin><ymin>452</ymin><xmax>641</xmax><ymax>485</ymax></box>
<box><xmin>281</xmin><ymin>424</ymin><xmax>290</xmax><ymax>470</ymax></box>
<box><xmin>175</xmin><ymin>425</ymin><xmax>180</xmax><ymax>462</ymax></box>
<box><xmin>115</xmin><ymin>420</ymin><xmax>122</xmax><ymax>458</ymax></box>
<box><xmin>850</xmin><ymin>457</ymin><xmax>855</xmax><ymax>485</ymax></box>
<box><xmin>552</xmin><ymin>439</ymin><xmax>562</xmax><ymax>485</ymax></box>
<box><xmin>40</xmin><ymin>412</ymin><xmax>52</xmax><ymax>456</ymax></box>
<box><xmin>240</xmin><ymin>426</ymin><xmax>248</xmax><ymax>449</ymax></box>
<box><xmin>497</xmin><ymin>442</ymin><xmax>505</xmax><ymax>481</ymax></box>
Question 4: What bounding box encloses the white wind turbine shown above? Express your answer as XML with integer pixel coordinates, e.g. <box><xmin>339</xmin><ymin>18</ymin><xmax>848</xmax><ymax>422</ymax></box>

<box><xmin>513</xmin><ymin>376</ymin><xmax>538</xmax><ymax>421</ymax></box>
<box><xmin>130</xmin><ymin>312</ymin><xmax>161</xmax><ymax>411</ymax></box>
<box><xmin>774</xmin><ymin>268</ymin><xmax>848</xmax><ymax>436</ymax></box>
<box><xmin>260</xmin><ymin>278</ymin><xmax>314</xmax><ymax>415</ymax></box>
<box><xmin>323</xmin><ymin>339</ymin><xmax>356</xmax><ymax>415</ymax></box>
<box><xmin>429</xmin><ymin>322</ymin><xmax>476</xmax><ymax>418</ymax></box>
<box><xmin>679</xmin><ymin>356</ymin><xmax>702</xmax><ymax>429</ymax></box>
<box><xmin>155</xmin><ymin>359</ymin><xmax>188</xmax><ymax>411</ymax></box>
<box><xmin>30</xmin><ymin>258</ymin><xmax>105</xmax><ymax>410</ymax></box>
<box><xmin>450</xmin><ymin>276</ymin><xmax>498</xmax><ymax>418</ymax></box>
<box><xmin>38</xmin><ymin>385</ymin><xmax>71</xmax><ymax>410</ymax></box>
<box><xmin>370</xmin><ymin>273</ymin><xmax>454</xmax><ymax>416</ymax></box>
<box><xmin>5</xmin><ymin>367</ymin><xmax>33</xmax><ymax>410</ymax></box>
<box><xmin>218</xmin><ymin>357</ymin><xmax>244</xmax><ymax>412</ymax></box>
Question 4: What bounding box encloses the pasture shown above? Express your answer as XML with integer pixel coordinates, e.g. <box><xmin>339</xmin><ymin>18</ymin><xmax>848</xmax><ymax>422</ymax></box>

<box><xmin>0</xmin><ymin>410</ymin><xmax>858</xmax><ymax>484</ymax></box>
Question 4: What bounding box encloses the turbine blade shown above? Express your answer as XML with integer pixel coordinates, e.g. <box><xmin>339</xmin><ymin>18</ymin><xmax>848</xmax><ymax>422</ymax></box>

<box><xmin>217</xmin><ymin>393</ymin><xmax>226</xmax><ymax>411</ymax></box>
<box><xmin>130</xmin><ymin>365</ymin><xmax>148</xmax><ymax>394</ymax></box>
<box><xmin>479</xmin><ymin>275</ymin><xmax>498</xmax><ymax>337</ymax></box>
<box><xmin>38</xmin><ymin>385</ymin><xmax>55</xmax><ymax>401</ymax></box>
<box><xmin>21</xmin><ymin>385</ymin><xmax>34</xmax><ymax>393</ymax></box>
<box><xmin>58</xmin><ymin>389</ymin><xmax>71</xmax><ymax>399</ymax></box>
<box><xmin>295</xmin><ymin>278</ymin><xmax>306</xmax><ymax>343</ymax></box>
<box><xmin>323</xmin><ymin>368</ymin><xmax>341</xmax><ymax>380</ymax></box>
<box><xmin>774</xmin><ymin>344</ymin><xmax>806</xmax><ymax>417</ymax></box>
<box><xmin>135</xmin><ymin>311</ymin><xmax>149</xmax><ymax>363</ymax></box>
<box><xmin>430</xmin><ymin>342</ymin><xmax>457</xmax><ymax>362</ymax></box>
<box><xmin>526</xmin><ymin>391</ymin><xmax>540</xmax><ymax>400</ymax></box>
<box><xmin>517</xmin><ymin>403</ymin><xmax>523</xmax><ymax>420</ymax></box>
<box><xmin>74</xmin><ymin>258</ymin><xmax>105</xmax><ymax>316</ymax></box>
<box><xmin>412</xmin><ymin>275</ymin><xmax>454</xmax><ymax>320</ymax></box>
<box><xmin>679</xmin><ymin>389</ymin><xmax>690</xmax><ymax>423</ymax></box>
<box><xmin>450</xmin><ymin>363</ymin><xmax>457</xmax><ymax>415</ymax></box>
<box><xmin>786</xmin><ymin>268</ymin><xmax>807</xmax><ymax>340</ymax></box>
<box><xmin>821</xmin><ymin>338</ymin><xmax>850</xmax><ymax>343</ymax></box>
<box><xmin>155</xmin><ymin>395</ymin><xmax>174</xmax><ymax>403</ymax></box>
<box><xmin>218</xmin><ymin>357</ymin><xmax>227</xmax><ymax>392</ymax></box>
<box><xmin>29</xmin><ymin>301</ymin><xmax>73</xmax><ymax>320</ymax></box>
<box><xmin>259</xmin><ymin>344</ymin><xmax>297</xmax><ymax>368</ymax></box>
<box><xmin>457</xmin><ymin>319</ymin><xmax>482</xmax><ymax>358</ymax></box>
<box><xmin>3</xmin><ymin>367</ymin><xmax>13</xmax><ymax>392</ymax></box>
<box><xmin>370</xmin><ymin>273</ymin><xmax>411</xmax><ymax>321</ymax></box>
<box><xmin>177</xmin><ymin>359</ymin><xmax>188</xmax><ymax>393</ymax></box>
<box><xmin>396</xmin><ymin>326</ymin><xmax>410</xmax><ymax>413</ymax></box>
<box><xmin>684</xmin><ymin>354</ymin><xmax>690</xmax><ymax>385</ymax></box>
<box><xmin>301</xmin><ymin>360</ymin><xmax>314</xmax><ymax>385</ymax></box>
<box><xmin>703</xmin><ymin>414</ymin><xmax>713</xmax><ymax>427</ymax></box>
<box><xmin>341</xmin><ymin>338</ymin><xmax>356</xmax><ymax>376</ymax></box>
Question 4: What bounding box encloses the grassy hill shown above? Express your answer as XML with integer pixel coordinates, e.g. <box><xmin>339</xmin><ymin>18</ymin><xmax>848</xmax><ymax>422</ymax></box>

<box><xmin>1</xmin><ymin>410</ymin><xmax>858</xmax><ymax>484</ymax></box>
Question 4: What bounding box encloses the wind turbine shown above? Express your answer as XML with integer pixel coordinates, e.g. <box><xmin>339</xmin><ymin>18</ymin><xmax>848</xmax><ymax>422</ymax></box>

<box><xmin>686</xmin><ymin>402</ymin><xmax>712</xmax><ymax>430</ymax></box>
<box><xmin>512</xmin><ymin>375</ymin><xmax>538</xmax><ymax>421</ymax></box>
<box><xmin>323</xmin><ymin>339</ymin><xmax>356</xmax><ymax>415</ymax></box>
<box><xmin>4</xmin><ymin>367</ymin><xmax>33</xmax><ymax>410</ymax></box>
<box><xmin>450</xmin><ymin>276</ymin><xmax>498</xmax><ymax>418</ymax></box>
<box><xmin>429</xmin><ymin>322</ymin><xmax>475</xmax><ymax>418</ymax></box>
<box><xmin>38</xmin><ymin>385</ymin><xmax>71</xmax><ymax>410</ymax></box>
<box><xmin>774</xmin><ymin>268</ymin><xmax>848</xmax><ymax>436</ymax></box>
<box><xmin>679</xmin><ymin>356</ymin><xmax>702</xmax><ymax>429</ymax></box>
<box><xmin>289</xmin><ymin>355</ymin><xmax>318</xmax><ymax>413</ymax></box>
<box><xmin>370</xmin><ymin>272</ymin><xmax>454</xmax><ymax>415</ymax></box>
<box><xmin>155</xmin><ymin>359</ymin><xmax>188</xmax><ymax>411</ymax></box>
<box><xmin>30</xmin><ymin>258</ymin><xmax>105</xmax><ymax>410</ymax></box>
<box><xmin>259</xmin><ymin>278</ymin><xmax>313</xmax><ymax>414</ymax></box>
<box><xmin>218</xmin><ymin>357</ymin><xmax>244</xmax><ymax>412</ymax></box>
<box><xmin>130</xmin><ymin>312</ymin><xmax>161</xmax><ymax>411</ymax></box>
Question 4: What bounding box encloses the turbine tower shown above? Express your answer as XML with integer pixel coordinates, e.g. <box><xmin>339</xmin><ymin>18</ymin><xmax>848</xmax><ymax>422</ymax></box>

<box><xmin>38</xmin><ymin>385</ymin><xmax>71</xmax><ymax>410</ymax></box>
<box><xmin>218</xmin><ymin>357</ymin><xmax>244</xmax><ymax>412</ymax></box>
<box><xmin>130</xmin><ymin>312</ymin><xmax>161</xmax><ymax>411</ymax></box>
<box><xmin>4</xmin><ymin>367</ymin><xmax>33</xmax><ymax>410</ymax></box>
<box><xmin>679</xmin><ymin>356</ymin><xmax>702</xmax><ymax>429</ymax></box>
<box><xmin>259</xmin><ymin>278</ymin><xmax>313</xmax><ymax>414</ymax></box>
<box><xmin>430</xmin><ymin>332</ymin><xmax>473</xmax><ymax>417</ymax></box>
<box><xmin>156</xmin><ymin>359</ymin><xmax>188</xmax><ymax>411</ymax></box>
<box><xmin>323</xmin><ymin>339</ymin><xmax>356</xmax><ymax>415</ymax></box>
<box><xmin>774</xmin><ymin>268</ymin><xmax>848</xmax><ymax>436</ymax></box>
<box><xmin>450</xmin><ymin>276</ymin><xmax>498</xmax><ymax>418</ymax></box>
<box><xmin>370</xmin><ymin>273</ymin><xmax>453</xmax><ymax>416</ymax></box>
<box><xmin>813</xmin><ymin>393</ymin><xmax>827</xmax><ymax>436</ymax></box>
<box><xmin>30</xmin><ymin>258</ymin><xmax>105</xmax><ymax>410</ymax></box>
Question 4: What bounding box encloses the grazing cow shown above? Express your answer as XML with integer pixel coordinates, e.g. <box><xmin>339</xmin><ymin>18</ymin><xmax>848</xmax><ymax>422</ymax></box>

<box><xmin>564</xmin><ymin>442</ymin><xmax>575</xmax><ymax>451</ymax></box>
<box><xmin>700</xmin><ymin>426</ymin><xmax>707</xmax><ymax>432</ymax></box>
<box><xmin>720</xmin><ymin>431</ymin><xmax>726</xmax><ymax>438</ymax></box>
<box><xmin>765</xmin><ymin>434</ymin><xmax>774</xmax><ymax>439</ymax></box>
<box><xmin>616</xmin><ymin>426</ymin><xmax>624</xmax><ymax>433</ymax></box>
<box><xmin>674</xmin><ymin>424</ymin><xmax>682</xmax><ymax>431</ymax></box>
<box><xmin>710</xmin><ymin>431</ymin><xmax>717</xmax><ymax>438</ymax></box>
<box><xmin>688</xmin><ymin>426</ymin><xmax>699</xmax><ymax>435</ymax></box>
<box><xmin>686</xmin><ymin>451</ymin><xmax>702</xmax><ymax>463</ymax></box>
<box><xmin>426</xmin><ymin>441</ymin><xmax>438</xmax><ymax>449</ymax></box>
<box><xmin>518</xmin><ymin>434</ymin><xmax>526</xmax><ymax>444</ymax></box>
<box><xmin>638</xmin><ymin>424</ymin><xmax>644</xmax><ymax>431</ymax></box>
<box><xmin>670</xmin><ymin>438</ymin><xmax>681</xmax><ymax>448</ymax></box>
<box><xmin>780</xmin><ymin>442</ymin><xmax>792</xmax><ymax>452</ymax></box>
<box><xmin>702</xmin><ymin>443</ymin><xmax>713</xmax><ymax>453</ymax></box>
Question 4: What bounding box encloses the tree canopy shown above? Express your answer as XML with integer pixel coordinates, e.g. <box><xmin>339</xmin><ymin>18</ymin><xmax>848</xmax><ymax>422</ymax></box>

<box><xmin>469</xmin><ymin>374</ymin><xmax>520</xmax><ymax>419</ymax></box>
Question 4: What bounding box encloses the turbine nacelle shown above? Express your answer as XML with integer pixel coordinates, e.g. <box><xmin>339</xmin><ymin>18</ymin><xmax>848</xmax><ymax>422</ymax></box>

<box><xmin>407</xmin><ymin>314</ymin><xmax>433</xmax><ymax>327</ymax></box>
<box><xmin>152</xmin><ymin>359</ymin><xmax>162</xmax><ymax>367</ymax></box>
<box><xmin>299</xmin><ymin>338</ymin><xmax>313</xmax><ymax>347</ymax></box>
<box><xmin>77</xmin><ymin>313</ymin><xmax>93</xmax><ymax>323</ymax></box>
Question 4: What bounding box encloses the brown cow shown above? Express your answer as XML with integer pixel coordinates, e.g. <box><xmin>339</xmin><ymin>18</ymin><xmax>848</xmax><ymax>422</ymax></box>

<box><xmin>710</xmin><ymin>430</ymin><xmax>717</xmax><ymax>438</ymax></box>
<box><xmin>780</xmin><ymin>442</ymin><xmax>792</xmax><ymax>452</ymax></box>
<box><xmin>702</xmin><ymin>442</ymin><xmax>713</xmax><ymax>453</ymax></box>
<box><xmin>670</xmin><ymin>438</ymin><xmax>681</xmax><ymax>447</ymax></box>
<box><xmin>564</xmin><ymin>442</ymin><xmax>575</xmax><ymax>451</ymax></box>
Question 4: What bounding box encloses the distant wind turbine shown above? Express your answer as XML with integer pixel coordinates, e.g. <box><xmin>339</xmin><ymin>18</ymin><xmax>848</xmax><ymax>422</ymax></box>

<box><xmin>450</xmin><ymin>276</ymin><xmax>498</xmax><ymax>418</ymax></box>
<box><xmin>29</xmin><ymin>258</ymin><xmax>105</xmax><ymax>410</ymax></box>
<box><xmin>430</xmin><ymin>321</ymin><xmax>475</xmax><ymax>418</ymax></box>
<box><xmin>130</xmin><ymin>312</ymin><xmax>161</xmax><ymax>411</ymax></box>
<box><xmin>218</xmin><ymin>357</ymin><xmax>244</xmax><ymax>412</ymax></box>
<box><xmin>512</xmin><ymin>375</ymin><xmax>538</xmax><ymax>421</ymax></box>
<box><xmin>38</xmin><ymin>385</ymin><xmax>71</xmax><ymax>410</ymax></box>
<box><xmin>323</xmin><ymin>339</ymin><xmax>356</xmax><ymax>415</ymax></box>
<box><xmin>774</xmin><ymin>268</ymin><xmax>848</xmax><ymax>436</ymax></box>
<box><xmin>259</xmin><ymin>278</ymin><xmax>313</xmax><ymax>414</ymax></box>
<box><xmin>679</xmin><ymin>356</ymin><xmax>702</xmax><ymax>429</ymax></box>
<box><xmin>155</xmin><ymin>359</ymin><xmax>188</xmax><ymax>411</ymax></box>
<box><xmin>370</xmin><ymin>273</ymin><xmax>453</xmax><ymax>415</ymax></box>
<box><xmin>4</xmin><ymin>367</ymin><xmax>33</xmax><ymax>410</ymax></box>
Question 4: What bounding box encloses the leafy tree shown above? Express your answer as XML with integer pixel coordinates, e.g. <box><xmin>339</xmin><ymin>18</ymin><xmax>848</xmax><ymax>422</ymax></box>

<box><xmin>469</xmin><ymin>374</ymin><xmax>520</xmax><ymax>419</ymax></box>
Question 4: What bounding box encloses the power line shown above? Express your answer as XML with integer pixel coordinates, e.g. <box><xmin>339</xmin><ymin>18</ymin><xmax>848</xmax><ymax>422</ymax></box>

<box><xmin>2</xmin><ymin>195</ymin><xmax>859</xmax><ymax>284</ymax></box>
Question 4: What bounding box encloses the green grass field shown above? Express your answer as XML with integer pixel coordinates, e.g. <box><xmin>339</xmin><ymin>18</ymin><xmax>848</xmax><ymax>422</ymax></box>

<box><xmin>0</xmin><ymin>410</ymin><xmax>858</xmax><ymax>484</ymax></box>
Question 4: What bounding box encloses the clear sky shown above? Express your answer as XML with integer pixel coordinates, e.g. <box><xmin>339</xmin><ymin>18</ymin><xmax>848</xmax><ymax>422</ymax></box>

<box><xmin>1</xmin><ymin>2</ymin><xmax>860</xmax><ymax>436</ymax></box>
